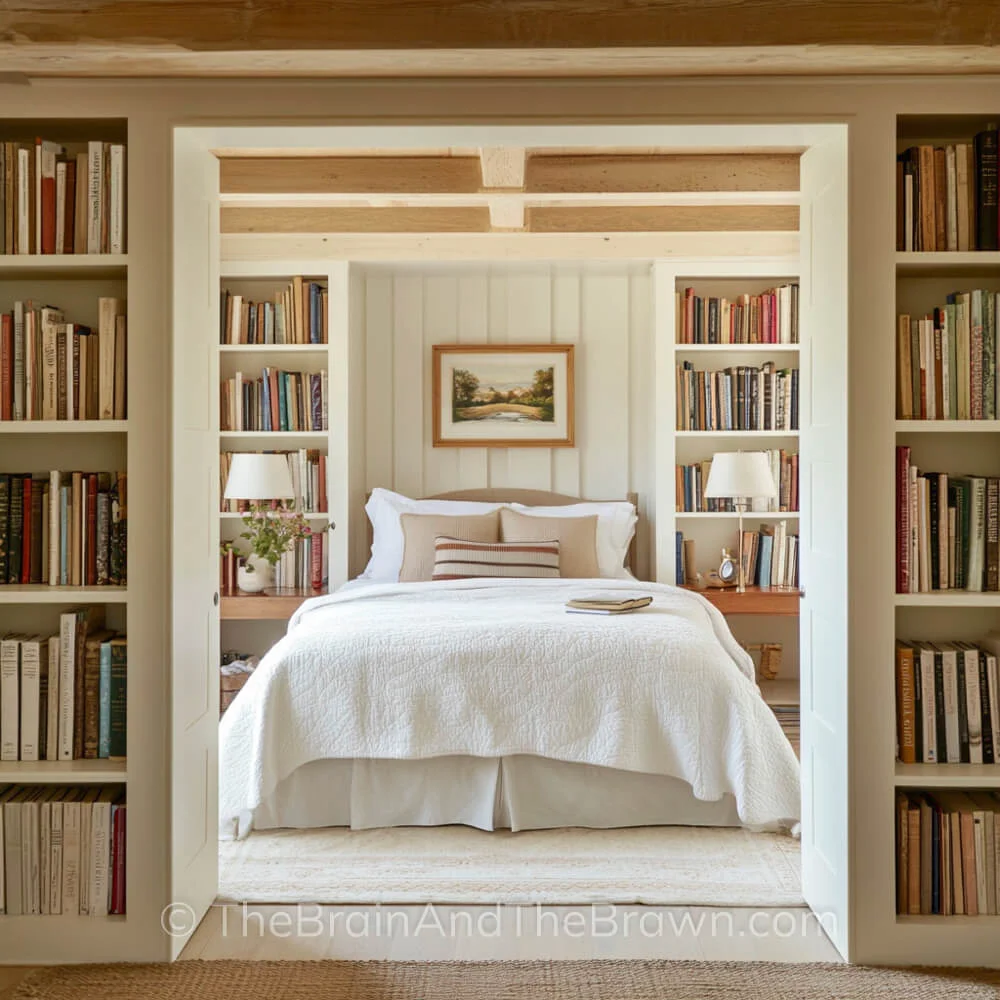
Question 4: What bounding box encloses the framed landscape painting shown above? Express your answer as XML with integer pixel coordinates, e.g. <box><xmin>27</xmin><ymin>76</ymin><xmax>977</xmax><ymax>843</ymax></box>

<box><xmin>432</xmin><ymin>344</ymin><xmax>575</xmax><ymax>448</ymax></box>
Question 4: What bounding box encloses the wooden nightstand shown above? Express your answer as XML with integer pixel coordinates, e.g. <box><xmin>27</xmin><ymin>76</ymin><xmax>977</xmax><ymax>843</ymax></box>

<box><xmin>219</xmin><ymin>588</ymin><xmax>322</xmax><ymax>620</ymax></box>
<box><xmin>683</xmin><ymin>585</ymin><xmax>800</xmax><ymax>616</ymax></box>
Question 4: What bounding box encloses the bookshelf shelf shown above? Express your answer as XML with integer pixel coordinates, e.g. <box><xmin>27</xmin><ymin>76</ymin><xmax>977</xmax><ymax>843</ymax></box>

<box><xmin>675</xmin><ymin>511</ymin><xmax>800</xmax><ymax>520</ymax></box>
<box><xmin>218</xmin><ymin>344</ymin><xmax>327</xmax><ymax>354</ymax></box>
<box><xmin>675</xmin><ymin>429</ymin><xmax>798</xmax><ymax>438</ymax></box>
<box><xmin>0</xmin><ymin>760</ymin><xmax>127</xmax><ymax>783</ymax></box>
<box><xmin>894</xmin><ymin>763</ymin><xmax>1000</xmax><ymax>789</ymax></box>
<box><xmin>0</xmin><ymin>254</ymin><xmax>129</xmax><ymax>278</ymax></box>
<box><xmin>896</xmin><ymin>251</ymin><xmax>1000</xmax><ymax>276</ymax></box>
<box><xmin>673</xmin><ymin>343</ymin><xmax>799</xmax><ymax>353</ymax></box>
<box><xmin>894</xmin><ymin>592</ymin><xmax>1000</xmax><ymax>607</ymax></box>
<box><xmin>0</xmin><ymin>586</ymin><xmax>127</xmax><ymax>603</ymax></box>
<box><xmin>218</xmin><ymin>511</ymin><xmax>328</xmax><ymax>521</ymax></box>
<box><xmin>0</xmin><ymin>420</ymin><xmax>128</xmax><ymax>434</ymax></box>
<box><xmin>760</xmin><ymin>678</ymin><xmax>800</xmax><ymax>707</ymax></box>
<box><xmin>218</xmin><ymin>430</ymin><xmax>327</xmax><ymax>443</ymax></box>
<box><xmin>895</xmin><ymin>420</ymin><xmax>1000</xmax><ymax>433</ymax></box>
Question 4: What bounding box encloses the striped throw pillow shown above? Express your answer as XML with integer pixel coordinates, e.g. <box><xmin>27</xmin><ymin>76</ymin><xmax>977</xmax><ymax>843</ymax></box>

<box><xmin>432</xmin><ymin>535</ymin><xmax>560</xmax><ymax>580</ymax></box>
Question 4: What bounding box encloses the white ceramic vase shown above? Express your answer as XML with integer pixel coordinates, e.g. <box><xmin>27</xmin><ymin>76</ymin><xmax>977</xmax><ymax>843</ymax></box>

<box><xmin>237</xmin><ymin>553</ymin><xmax>275</xmax><ymax>593</ymax></box>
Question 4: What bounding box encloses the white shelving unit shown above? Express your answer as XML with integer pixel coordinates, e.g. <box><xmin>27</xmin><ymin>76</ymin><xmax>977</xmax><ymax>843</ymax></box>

<box><xmin>889</xmin><ymin>112</ymin><xmax>1000</xmax><ymax>956</ymax></box>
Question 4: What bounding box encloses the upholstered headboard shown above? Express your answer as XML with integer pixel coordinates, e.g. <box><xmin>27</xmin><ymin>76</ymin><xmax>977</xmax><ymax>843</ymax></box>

<box><xmin>366</xmin><ymin>489</ymin><xmax>640</xmax><ymax>574</ymax></box>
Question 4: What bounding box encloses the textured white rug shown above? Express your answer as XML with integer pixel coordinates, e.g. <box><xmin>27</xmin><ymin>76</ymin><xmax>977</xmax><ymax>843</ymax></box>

<box><xmin>219</xmin><ymin>826</ymin><xmax>802</xmax><ymax>906</ymax></box>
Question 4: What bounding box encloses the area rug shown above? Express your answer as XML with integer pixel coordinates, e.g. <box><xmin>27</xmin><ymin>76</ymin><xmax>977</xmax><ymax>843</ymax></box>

<box><xmin>13</xmin><ymin>960</ymin><xmax>1000</xmax><ymax>1000</ymax></box>
<box><xmin>218</xmin><ymin>826</ymin><xmax>802</xmax><ymax>906</ymax></box>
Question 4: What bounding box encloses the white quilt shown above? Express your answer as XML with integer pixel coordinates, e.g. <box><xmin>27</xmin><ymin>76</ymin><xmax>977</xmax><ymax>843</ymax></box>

<box><xmin>219</xmin><ymin>579</ymin><xmax>800</xmax><ymax>833</ymax></box>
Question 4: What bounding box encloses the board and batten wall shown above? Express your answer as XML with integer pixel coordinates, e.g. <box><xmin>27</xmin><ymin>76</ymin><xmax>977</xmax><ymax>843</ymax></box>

<box><xmin>354</xmin><ymin>262</ymin><xmax>655</xmax><ymax>579</ymax></box>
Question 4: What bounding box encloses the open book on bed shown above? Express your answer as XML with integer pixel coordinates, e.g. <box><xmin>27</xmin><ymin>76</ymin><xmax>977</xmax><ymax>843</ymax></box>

<box><xmin>565</xmin><ymin>594</ymin><xmax>653</xmax><ymax>615</ymax></box>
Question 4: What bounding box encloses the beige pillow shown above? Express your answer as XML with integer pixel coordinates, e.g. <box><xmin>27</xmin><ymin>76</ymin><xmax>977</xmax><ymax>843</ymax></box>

<box><xmin>500</xmin><ymin>508</ymin><xmax>600</xmax><ymax>578</ymax></box>
<box><xmin>399</xmin><ymin>511</ymin><xmax>501</xmax><ymax>582</ymax></box>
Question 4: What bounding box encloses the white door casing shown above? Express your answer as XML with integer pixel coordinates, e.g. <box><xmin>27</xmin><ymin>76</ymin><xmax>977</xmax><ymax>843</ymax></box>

<box><xmin>797</xmin><ymin>130</ymin><xmax>850</xmax><ymax>958</ymax></box>
<box><xmin>170</xmin><ymin>132</ymin><xmax>221</xmax><ymax>957</ymax></box>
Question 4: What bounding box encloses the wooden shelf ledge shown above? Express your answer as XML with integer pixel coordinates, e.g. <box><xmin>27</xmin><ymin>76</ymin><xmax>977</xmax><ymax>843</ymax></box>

<box><xmin>683</xmin><ymin>584</ymin><xmax>800</xmax><ymax>615</ymax></box>
<box><xmin>220</xmin><ymin>589</ymin><xmax>324</xmax><ymax>620</ymax></box>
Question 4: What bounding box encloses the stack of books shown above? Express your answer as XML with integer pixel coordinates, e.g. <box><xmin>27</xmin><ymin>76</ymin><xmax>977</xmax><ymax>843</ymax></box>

<box><xmin>220</xmin><ymin>450</ymin><xmax>327</xmax><ymax>514</ymax></box>
<box><xmin>676</xmin><ymin>450</ymin><xmax>798</xmax><ymax>513</ymax></box>
<box><xmin>674</xmin><ymin>523</ymin><xmax>798</xmax><ymax>590</ymax></box>
<box><xmin>676</xmin><ymin>284</ymin><xmax>799</xmax><ymax>344</ymax></box>
<box><xmin>0</xmin><ymin>298</ymin><xmax>126</xmax><ymax>422</ymax></box>
<box><xmin>0</xmin><ymin>785</ymin><xmax>126</xmax><ymax>916</ymax></box>
<box><xmin>897</xmin><ymin>126</ymin><xmax>1000</xmax><ymax>252</ymax></box>
<box><xmin>896</xmin><ymin>789</ymin><xmax>1000</xmax><ymax>915</ymax></box>
<box><xmin>897</xmin><ymin>291</ymin><xmax>1000</xmax><ymax>420</ymax></box>
<box><xmin>220</xmin><ymin>369</ymin><xmax>328</xmax><ymax>433</ymax></box>
<box><xmin>221</xmin><ymin>278</ymin><xmax>328</xmax><ymax>345</ymax></box>
<box><xmin>771</xmin><ymin>705</ymin><xmax>800</xmax><ymax>756</ymax></box>
<box><xmin>0</xmin><ymin>471</ymin><xmax>126</xmax><ymax>587</ymax></box>
<box><xmin>0</xmin><ymin>612</ymin><xmax>126</xmax><ymax>762</ymax></box>
<box><xmin>274</xmin><ymin>534</ymin><xmax>327</xmax><ymax>593</ymax></box>
<box><xmin>0</xmin><ymin>139</ymin><xmax>126</xmax><ymax>255</ymax></box>
<box><xmin>676</xmin><ymin>362</ymin><xmax>798</xmax><ymax>431</ymax></box>
<box><xmin>895</xmin><ymin>636</ymin><xmax>1000</xmax><ymax>765</ymax></box>
<box><xmin>896</xmin><ymin>446</ymin><xmax>1000</xmax><ymax>593</ymax></box>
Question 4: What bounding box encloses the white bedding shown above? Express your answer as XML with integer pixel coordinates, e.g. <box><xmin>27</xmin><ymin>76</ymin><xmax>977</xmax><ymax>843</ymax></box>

<box><xmin>219</xmin><ymin>578</ymin><xmax>800</xmax><ymax>834</ymax></box>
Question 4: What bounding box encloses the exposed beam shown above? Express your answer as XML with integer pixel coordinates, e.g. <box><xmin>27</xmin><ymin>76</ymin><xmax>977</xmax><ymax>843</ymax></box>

<box><xmin>487</xmin><ymin>197</ymin><xmax>526</xmax><ymax>231</ymax></box>
<box><xmin>528</xmin><ymin>204</ymin><xmax>799</xmax><ymax>232</ymax></box>
<box><xmin>479</xmin><ymin>148</ymin><xmax>526</xmax><ymax>190</ymax></box>
<box><xmin>527</xmin><ymin>154</ymin><xmax>800</xmax><ymax>193</ymax></box>
<box><xmin>221</xmin><ymin>206</ymin><xmax>491</xmax><ymax>234</ymax></box>
<box><xmin>219</xmin><ymin>156</ymin><xmax>481</xmax><ymax>195</ymax></box>
<box><xmin>2</xmin><ymin>1</ymin><xmax>998</xmax><ymax>51</ymax></box>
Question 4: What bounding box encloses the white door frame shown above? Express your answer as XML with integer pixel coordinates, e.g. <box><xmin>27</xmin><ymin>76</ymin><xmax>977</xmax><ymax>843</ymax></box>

<box><xmin>171</xmin><ymin>120</ymin><xmax>849</xmax><ymax>957</ymax></box>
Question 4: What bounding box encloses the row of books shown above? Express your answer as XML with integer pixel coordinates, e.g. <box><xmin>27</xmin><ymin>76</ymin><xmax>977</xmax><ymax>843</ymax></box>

<box><xmin>675</xmin><ymin>284</ymin><xmax>799</xmax><ymax>345</ymax></box>
<box><xmin>896</xmin><ymin>790</ymin><xmax>1000</xmax><ymax>917</ymax></box>
<box><xmin>895</xmin><ymin>448</ymin><xmax>998</xmax><ymax>593</ymax></box>
<box><xmin>676</xmin><ymin>362</ymin><xmax>799</xmax><ymax>432</ymax></box>
<box><xmin>895</xmin><ymin>637</ymin><xmax>1000</xmax><ymax>765</ymax></box>
<box><xmin>0</xmin><ymin>472</ymin><xmax>127</xmax><ymax>587</ymax></box>
<box><xmin>219</xmin><ymin>532</ymin><xmax>328</xmax><ymax>595</ymax></box>
<box><xmin>0</xmin><ymin>613</ymin><xmax>125</xmax><ymax>762</ymax></box>
<box><xmin>674</xmin><ymin>521</ymin><xmax>798</xmax><ymax>589</ymax></box>
<box><xmin>0</xmin><ymin>785</ymin><xmax>126</xmax><ymax>916</ymax></box>
<box><xmin>0</xmin><ymin>139</ymin><xmax>126</xmax><ymax>255</ymax></box>
<box><xmin>1</xmin><ymin>298</ymin><xmax>126</xmax><ymax>422</ymax></box>
<box><xmin>897</xmin><ymin>129</ymin><xmax>999</xmax><ymax>252</ymax></box>
<box><xmin>220</xmin><ymin>369</ymin><xmax>328</xmax><ymax>433</ymax></box>
<box><xmin>896</xmin><ymin>291</ymin><xmax>1000</xmax><ymax>421</ymax></box>
<box><xmin>220</xmin><ymin>450</ymin><xmax>327</xmax><ymax>514</ymax></box>
<box><xmin>221</xmin><ymin>279</ymin><xmax>328</xmax><ymax>345</ymax></box>
<box><xmin>675</xmin><ymin>450</ymin><xmax>798</xmax><ymax>513</ymax></box>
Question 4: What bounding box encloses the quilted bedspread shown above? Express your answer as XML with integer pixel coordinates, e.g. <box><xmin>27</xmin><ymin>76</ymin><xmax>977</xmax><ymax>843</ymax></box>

<box><xmin>218</xmin><ymin>578</ymin><xmax>800</xmax><ymax>833</ymax></box>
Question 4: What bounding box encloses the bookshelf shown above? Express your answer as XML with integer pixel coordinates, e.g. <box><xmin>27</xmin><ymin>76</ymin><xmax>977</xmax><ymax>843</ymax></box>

<box><xmin>892</xmin><ymin>113</ymin><xmax>1000</xmax><ymax>938</ymax></box>
<box><xmin>0</xmin><ymin>116</ymin><xmax>150</xmax><ymax>961</ymax></box>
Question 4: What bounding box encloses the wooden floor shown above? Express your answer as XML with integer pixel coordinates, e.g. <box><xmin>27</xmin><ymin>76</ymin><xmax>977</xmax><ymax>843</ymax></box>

<box><xmin>0</xmin><ymin>905</ymin><xmax>840</xmax><ymax>993</ymax></box>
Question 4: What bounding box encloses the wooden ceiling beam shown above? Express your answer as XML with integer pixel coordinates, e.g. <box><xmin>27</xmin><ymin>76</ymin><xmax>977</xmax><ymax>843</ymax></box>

<box><xmin>527</xmin><ymin>153</ymin><xmax>800</xmax><ymax>193</ymax></box>
<box><xmin>221</xmin><ymin>206</ymin><xmax>491</xmax><ymax>234</ymax></box>
<box><xmin>528</xmin><ymin>204</ymin><xmax>799</xmax><ymax>232</ymax></box>
<box><xmin>219</xmin><ymin>156</ymin><xmax>482</xmax><ymax>195</ymax></box>
<box><xmin>2</xmin><ymin>1</ymin><xmax>998</xmax><ymax>51</ymax></box>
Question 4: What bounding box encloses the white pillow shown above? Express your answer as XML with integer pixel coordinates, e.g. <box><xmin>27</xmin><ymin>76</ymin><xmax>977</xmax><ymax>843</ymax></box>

<box><xmin>509</xmin><ymin>501</ymin><xmax>637</xmax><ymax>579</ymax></box>
<box><xmin>362</xmin><ymin>488</ymin><xmax>506</xmax><ymax>582</ymax></box>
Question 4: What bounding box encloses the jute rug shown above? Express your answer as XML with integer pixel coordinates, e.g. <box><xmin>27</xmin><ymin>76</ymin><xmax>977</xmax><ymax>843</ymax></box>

<box><xmin>219</xmin><ymin>826</ymin><xmax>802</xmax><ymax>906</ymax></box>
<box><xmin>13</xmin><ymin>960</ymin><xmax>1000</xmax><ymax>999</ymax></box>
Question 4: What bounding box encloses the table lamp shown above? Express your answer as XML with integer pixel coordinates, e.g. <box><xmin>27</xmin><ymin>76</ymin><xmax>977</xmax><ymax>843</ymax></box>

<box><xmin>704</xmin><ymin>451</ymin><xmax>778</xmax><ymax>592</ymax></box>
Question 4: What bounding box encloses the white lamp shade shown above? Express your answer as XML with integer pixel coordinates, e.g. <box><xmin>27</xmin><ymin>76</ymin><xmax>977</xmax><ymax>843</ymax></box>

<box><xmin>704</xmin><ymin>451</ymin><xmax>778</xmax><ymax>499</ymax></box>
<box><xmin>224</xmin><ymin>453</ymin><xmax>295</xmax><ymax>501</ymax></box>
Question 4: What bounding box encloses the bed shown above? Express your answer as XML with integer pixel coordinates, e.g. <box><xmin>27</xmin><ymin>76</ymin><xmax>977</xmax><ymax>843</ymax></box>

<box><xmin>219</xmin><ymin>489</ymin><xmax>800</xmax><ymax>838</ymax></box>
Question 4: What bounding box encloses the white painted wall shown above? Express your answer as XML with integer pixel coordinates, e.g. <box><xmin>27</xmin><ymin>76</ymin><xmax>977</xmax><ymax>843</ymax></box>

<box><xmin>359</xmin><ymin>261</ymin><xmax>655</xmax><ymax>579</ymax></box>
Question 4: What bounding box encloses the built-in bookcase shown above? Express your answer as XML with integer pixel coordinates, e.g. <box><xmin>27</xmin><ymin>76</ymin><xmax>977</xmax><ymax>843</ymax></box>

<box><xmin>215</xmin><ymin>262</ymin><xmax>357</xmax><ymax>657</ymax></box>
<box><xmin>893</xmin><ymin>115</ymin><xmax>1000</xmax><ymax>933</ymax></box>
<box><xmin>653</xmin><ymin>260</ymin><xmax>803</xmax><ymax>711</ymax></box>
<box><xmin>0</xmin><ymin>118</ymin><xmax>140</xmax><ymax>957</ymax></box>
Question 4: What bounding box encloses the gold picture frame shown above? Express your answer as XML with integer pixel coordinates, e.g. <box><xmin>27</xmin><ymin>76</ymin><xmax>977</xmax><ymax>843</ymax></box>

<box><xmin>432</xmin><ymin>344</ymin><xmax>575</xmax><ymax>449</ymax></box>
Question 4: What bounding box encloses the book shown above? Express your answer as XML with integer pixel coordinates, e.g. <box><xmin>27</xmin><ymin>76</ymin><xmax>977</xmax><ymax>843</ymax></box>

<box><xmin>565</xmin><ymin>595</ymin><xmax>653</xmax><ymax>614</ymax></box>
